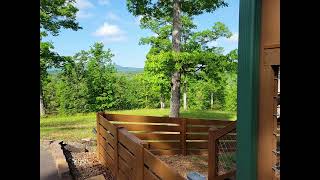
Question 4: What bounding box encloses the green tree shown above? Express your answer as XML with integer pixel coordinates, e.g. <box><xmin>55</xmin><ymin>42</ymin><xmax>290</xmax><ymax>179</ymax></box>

<box><xmin>56</xmin><ymin>52</ymin><xmax>90</xmax><ymax>114</ymax></box>
<box><xmin>131</xmin><ymin>73</ymin><xmax>155</xmax><ymax>108</ymax></box>
<box><xmin>112</xmin><ymin>74</ymin><xmax>135</xmax><ymax>110</ymax></box>
<box><xmin>42</xmin><ymin>73</ymin><xmax>60</xmax><ymax>114</ymax></box>
<box><xmin>52</xmin><ymin>43</ymin><xmax>117</xmax><ymax>114</ymax></box>
<box><xmin>138</xmin><ymin>14</ymin><xmax>231</xmax><ymax>115</ymax></box>
<box><xmin>224</xmin><ymin>49</ymin><xmax>238</xmax><ymax>111</ymax></box>
<box><xmin>85</xmin><ymin>43</ymin><xmax>117</xmax><ymax>111</ymax></box>
<box><xmin>127</xmin><ymin>0</ymin><xmax>228</xmax><ymax>117</ymax></box>
<box><xmin>181</xmin><ymin>48</ymin><xmax>237</xmax><ymax>111</ymax></box>
<box><xmin>40</xmin><ymin>0</ymin><xmax>81</xmax><ymax>115</ymax></box>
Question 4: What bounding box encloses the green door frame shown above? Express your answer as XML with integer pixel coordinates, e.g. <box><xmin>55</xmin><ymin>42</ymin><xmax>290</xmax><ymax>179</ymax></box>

<box><xmin>237</xmin><ymin>0</ymin><xmax>262</xmax><ymax>179</ymax></box>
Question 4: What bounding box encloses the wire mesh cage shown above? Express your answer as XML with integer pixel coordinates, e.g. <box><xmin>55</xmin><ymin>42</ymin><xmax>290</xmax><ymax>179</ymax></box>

<box><xmin>216</xmin><ymin>129</ymin><xmax>237</xmax><ymax>176</ymax></box>
<box><xmin>272</xmin><ymin>66</ymin><xmax>280</xmax><ymax>178</ymax></box>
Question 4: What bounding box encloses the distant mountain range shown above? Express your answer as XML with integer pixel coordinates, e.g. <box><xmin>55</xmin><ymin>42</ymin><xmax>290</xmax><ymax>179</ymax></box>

<box><xmin>115</xmin><ymin>65</ymin><xmax>143</xmax><ymax>73</ymax></box>
<box><xmin>47</xmin><ymin>64</ymin><xmax>143</xmax><ymax>74</ymax></box>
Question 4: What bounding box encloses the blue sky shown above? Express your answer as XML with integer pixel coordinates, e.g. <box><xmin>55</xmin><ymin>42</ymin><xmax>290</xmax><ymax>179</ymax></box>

<box><xmin>43</xmin><ymin>0</ymin><xmax>239</xmax><ymax>68</ymax></box>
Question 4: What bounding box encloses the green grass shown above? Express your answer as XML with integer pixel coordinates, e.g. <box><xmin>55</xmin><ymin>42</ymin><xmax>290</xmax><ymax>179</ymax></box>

<box><xmin>40</xmin><ymin>109</ymin><xmax>236</xmax><ymax>141</ymax></box>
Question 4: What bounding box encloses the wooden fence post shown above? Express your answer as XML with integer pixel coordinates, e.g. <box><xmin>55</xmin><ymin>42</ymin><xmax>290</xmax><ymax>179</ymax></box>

<box><xmin>138</xmin><ymin>142</ymin><xmax>148</xmax><ymax>180</ymax></box>
<box><xmin>114</xmin><ymin>126</ymin><xmax>124</xmax><ymax>179</ymax></box>
<box><xmin>96</xmin><ymin>112</ymin><xmax>101</xmax><ymax>162</ymax></box>
<box><xmin>181</xmin><ymin>118</ymin><xmax>187</xmax><ymax>156</ymax></box>
<box><xmin>208</xmin><ymin>127</ymin><xmax>218</xmax><ymax>180</ymax></box>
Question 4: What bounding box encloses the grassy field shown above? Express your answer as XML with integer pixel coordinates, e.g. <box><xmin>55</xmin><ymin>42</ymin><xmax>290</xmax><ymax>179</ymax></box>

<box><xmin>40</xmin><ymin>109</ymin><xmax>236</xmax><ymax>141</ymax></box>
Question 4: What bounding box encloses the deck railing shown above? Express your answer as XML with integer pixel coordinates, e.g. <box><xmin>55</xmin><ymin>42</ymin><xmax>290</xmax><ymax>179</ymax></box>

<box><xmin>96</xmin><ymin>112</ymin><xmax>236</xmax><ymax>179</ymax></box>
<box><xmin>208</xmin><ymin>121</ymin><xmax>237</xmax><ymax>180</ymax></box>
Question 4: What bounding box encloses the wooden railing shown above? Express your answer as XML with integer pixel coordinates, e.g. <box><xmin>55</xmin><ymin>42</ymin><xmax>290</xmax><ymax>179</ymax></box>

<box><xmin>97</xmin><ymin>112</ymin><xmax>184</xmax><ymax>180</ymax></box>
<box><xmin>208</xmin><ymin>121</ymin><xmax>237</xmax><ymax>180</ymax></box>
<box><xmin>103</xmin><ymin>113</ymin><xmax>232</xmax><ymax>155</ymax></box>
<box><xmin>97</xmin><ymin>112</ymin><xmax>235</xmax><ymax>179</ymax></box>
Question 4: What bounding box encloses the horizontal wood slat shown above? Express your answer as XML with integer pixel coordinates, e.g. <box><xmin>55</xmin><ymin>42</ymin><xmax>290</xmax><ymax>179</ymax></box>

<box><xmin>99</xmin><ymin>149</ymin><xmax>115</xmax><ymax>175</ymax></box>
<box><xmin>118</xmin><ymin>128</ymin><xmax>143</xmax><ymax>155</ymax></box>
<box><xmin>148</xmin><ymin>149</ymin><xmax>181</xmax><ymax>155</ymax></box>
<box><xmin>186</xmin><ymin>133</ymin><xmax>236</xmax><ymax>140</ymax></box>
<box><xmin>105</xmin><ymin>113</ymin><xmax>180</xmax><ymax>124</ymax></box>
<box><xmin>148</xmin><ymin>142</ymin><xmax>181</xmax><ymax>150</ymax></box>
<box><xmin>118</xmin><ymin>157</ymin><xmax>132</xmax><ymax>178</ymax></box>
<box><xmin>98</xmin><ymin>114</ymin><xmax>117</xmax><ymax>135</ymax></box>
<box><xmin>133</xmin><ymin>133</ymin><xmax>180</xmax><ymax>140</ymax></box>
<box><xmin>187</xmin><ymin>126</ymin><xmax>218</xmax><ymax>132</ymax></box>
<box><xmin>144</xmin><ymin>149</ymin><xmax>184</xmax><ymax>180</ymax></box>
<box><xmin>144</xmin><ymin>167</ymin><xmax>160</xmax><ymax>180</ymax></box>
<box><xmin>99</xmin><ymin>153</ymin><xmax>116</xmax><ymax>177</ymax></box>
<box><xmin>118</xmin><ymin>169</ymin><xmax>129</xmax><ymax>180</ymax></box>
<box><xmin>118</xmin><ymin>143</ymin><xmax>135</xmax><ymax>167</ymax></box>
<box><xmin>99</xmin><ymin>136</ymin><xmax>115</xmax><ymax>159</ymax></box>
<box><xmin>264</xmin><ymin>43</ymin><xmax>280</xmax><ymax>49</ymax></box>
<box><xmin>116</xmin><ymin>124</ymin><xmax>180</xmax><ymax>132</ymax></box>
<box><xmin>210</xmin><ymin>122</ymin><xmax>237</xmax><ymax>139</ymax></box>
<box><xmin>99</xmin><ymin>127</ymin><xmax>116</xmax><ymax>148</ymax></box>
<box><xmin>187</xmin><ymin>126</ymin><xmax>234</xmax><ymax>132</ymax></box>
<box><xmin>187</xmin><ymin>134</ymin><xmax>208</xmax><ymax>140</ymax></box>
<box><xmin>187</xmin><ymin>119</ymin><xmax>232</xmax><ymax>126</ymax></box>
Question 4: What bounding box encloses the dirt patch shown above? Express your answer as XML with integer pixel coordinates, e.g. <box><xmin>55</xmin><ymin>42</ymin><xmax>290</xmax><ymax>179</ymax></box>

<box><xmin>156</xmin><ymin>154</ymin><xmax>209</xmax><ymax>179</ymax></box>
<box><xmin>61</xmin><ymin>143</ymin><xmax>114</xmax><ymax>180</ymax></box>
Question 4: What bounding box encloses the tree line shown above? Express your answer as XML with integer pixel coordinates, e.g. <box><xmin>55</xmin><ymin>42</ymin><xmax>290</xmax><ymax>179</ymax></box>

<box><xmin>42</xmin><ymin>42</ymin><xmax>237</xmax><ymax>115</ymax></box>
<box><xmin>40</xmin><ymin>0</ymin><xmax>237</xmax><ymax>116</ymax></box>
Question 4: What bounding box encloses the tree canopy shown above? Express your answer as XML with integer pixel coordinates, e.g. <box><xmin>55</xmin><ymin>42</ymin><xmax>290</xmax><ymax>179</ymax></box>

<box><xmin>40</xmin><ymin>0</ymin><xmax>81</xmax><ymax>37</ymax></box>
<box><xmin>126</xmin><ymin>0</ymin><xmax>229</xmax><ymax>117</ymax></box>
<box><xmin>126</xmin><ymin>0</ymin><xmax>228</xmax><ymax>18</ymax></box>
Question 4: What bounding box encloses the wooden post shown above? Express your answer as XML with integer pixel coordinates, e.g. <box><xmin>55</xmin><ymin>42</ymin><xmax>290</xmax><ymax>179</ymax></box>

<box><xmin>96</xmin><ymin>112</ymin><xmax>101</xmax><ymax>162</ymax></box>
<box><xmin>181</xmin><ymin>118</ymin><xmax>187</xmax><ymax>155</ymax></box>
<box><xmin>114</xmin><ymin>127</ymin><xmax>123</xmax><ymax>179</ymax></box>
<box><xmin>138</xmin><ymin>142</ymin><xmax>148</xmax><ymax>180</ymax></box>
<box><xmin>208</xmin><ymin>128</ymin><xmax>217</xmax><ymax>180</ymax></box>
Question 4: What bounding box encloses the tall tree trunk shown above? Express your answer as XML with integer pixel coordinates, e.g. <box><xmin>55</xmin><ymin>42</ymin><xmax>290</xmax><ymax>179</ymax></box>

<box><xmin>211</xmin><ymin>92</ymin><xmax>214</xmax><ymax>110</ymax></box>
<box><xmin>183</xmin><ymin>81</ymin><xmax>187</xmax><ymax>111</ymax></box>
<box><xmin>40</xmin><ymin>85</ymin><xmax>46</xmax><ymax>116</ymax></box>
<box><xmin>169</xmin><ymin>0</ymin><xmax>182</xmax><ymax>117</ymax></box>
<box><xmin>160</xmin><ymin>95</ymin><xmax>165</xmax><ymax>109</ymax></box>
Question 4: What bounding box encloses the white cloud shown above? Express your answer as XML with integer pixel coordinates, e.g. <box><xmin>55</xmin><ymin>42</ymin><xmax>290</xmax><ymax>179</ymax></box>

<box><xmin>94</xmin><ymin>22</ymin><xmax>122</xmax><ymax>36</ymax></box>
<box><xmin>98</xmin><ymin>0</ymin><xmax>110</xmax><ymax>5</ymax></box>
<box><xmin>75</xmin><ymin>0</ymin><xmax>95</xmax><ymax>19</ymax></box>
<box><xmin>227</xmin><ymin>32</ymin><xmax>238</xmax><ymax>43</ymax></box>
<box><xmin>77</xmin><ymin>11</ymin><xmax>94</xmax><ymax>18</ymax></box>
<box><xmin>75</xmin><ymin>0</ymin><xmax>94</xmax><ymax>9</ymax></box>
<box><xmin>93</xmin><ymin>22</ymin><xmax>127</xmax><ymax>42</ymax></box>
<box><xmin>106</xmin><ymin>12</ymin><xmax>120</xmax><ymax>21</ymax></box>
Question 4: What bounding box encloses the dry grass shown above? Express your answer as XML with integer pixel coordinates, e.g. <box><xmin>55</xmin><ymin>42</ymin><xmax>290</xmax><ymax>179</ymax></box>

<box><xmin>156</xmin><ymin>154</ymin><xmax>209</xmax><ymax>179</ymax></box>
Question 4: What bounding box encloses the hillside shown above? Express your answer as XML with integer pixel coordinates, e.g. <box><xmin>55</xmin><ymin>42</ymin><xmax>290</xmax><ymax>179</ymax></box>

<box><xmin>115</xmin><ymin>65</ymin><xmax>143</xmax><ymax>73</ymax></box>
<box><xmin>47</xmin><ymin>64</ymin><xmax>143</xmax><ymax>74</ymax></box>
